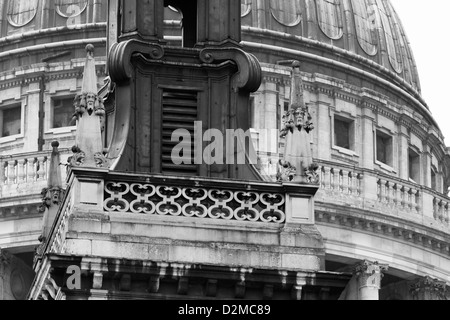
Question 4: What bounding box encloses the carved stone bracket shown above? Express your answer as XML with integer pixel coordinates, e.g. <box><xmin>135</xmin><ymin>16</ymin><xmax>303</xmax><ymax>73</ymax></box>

<box><xmin>108</xmin><ymin>40</ymin><xmax>165</xmax><ymax>83</ymax></box>
<box><xmin>199</xmin><ymin>47</ymin><xmax>262</xmax><ymax>92</ymax></box>
<box><xmin>39</xmin><ymin>187</ymin><xmax>66</xmax><ymax>213</ymax></box>
<box><xmin>94</xmin><ymin>152</ymin><xmax>111</xmax><ymax>168</ymax></box>
<box><xmin>68</xmin><ymin>147</ymin><xmax>86</xmax><ymax>167</ymax></box>
<box><xmin>304</xmin><ymin>163</ymin><xmax>320</xmax><ymax>184</ymax></box>
<box><xmin>277</xmin><ymin>160</ymin><xmax>297</xmax><ymax>182</ymax></box>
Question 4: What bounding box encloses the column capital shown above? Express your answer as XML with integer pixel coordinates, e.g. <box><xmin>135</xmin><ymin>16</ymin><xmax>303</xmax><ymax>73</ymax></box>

<box><xmin>354</xmin><ymin>260</ymin><xmax>389</xmax><ymax>289</ymax></box>
<box><xmin>410</xmin><ymin>276</ymin><xmax>447</xmax><ymax>300</ymax></box>
<box><xmin>0</xmin><ymin>249</ymin><xmax>11</xmax><ymax>266</ymax></box>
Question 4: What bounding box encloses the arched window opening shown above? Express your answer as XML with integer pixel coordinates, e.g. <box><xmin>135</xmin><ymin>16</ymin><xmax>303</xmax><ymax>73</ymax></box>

<box><xmin>164</xmin><ymin>0</ymin><xmax>198</xmax><ymax>48</ymax></box>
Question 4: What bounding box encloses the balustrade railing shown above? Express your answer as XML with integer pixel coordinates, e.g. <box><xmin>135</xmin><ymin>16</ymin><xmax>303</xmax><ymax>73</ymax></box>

<box><xmin>257</xmin><ymin>153</ymin><xmax>449</xmax><ymax>227</ymax></box>
<box><xmin>0</xmin><ymin>149</ymin><xmax>71</xmax><ymax>199</ymax></box>
<box><xmin>433</xmin><ymin>194</ymin><xmax>450</xmax><ymax>225</ymax></box>
<box><xmin>1</xmin><ymin>154</ymin><xmax>48</xmax><ymax>185</ymax></box>
<box><xmin>319</xmin><ymin>165</ymin><xmax>363</xmax><ymax>196</ymax></box>
<box><xmin>376</xmin><ymin>178</ymin><xmax>421</xmax><ymax>214</ymax></box>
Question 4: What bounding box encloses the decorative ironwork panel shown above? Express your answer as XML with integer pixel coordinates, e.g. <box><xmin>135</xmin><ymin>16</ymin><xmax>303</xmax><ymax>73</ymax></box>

<box><xmin>104</xmin><ymin>181</ymin><xmax>286</xmax><ymax>224</ymax></box>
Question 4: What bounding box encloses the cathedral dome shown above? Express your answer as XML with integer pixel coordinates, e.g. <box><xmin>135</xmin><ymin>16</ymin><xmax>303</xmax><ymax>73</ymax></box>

<box><xmin>239</xmin><ymin>0</ymin><xmax>423</xmax><ymax>106</ymax></box>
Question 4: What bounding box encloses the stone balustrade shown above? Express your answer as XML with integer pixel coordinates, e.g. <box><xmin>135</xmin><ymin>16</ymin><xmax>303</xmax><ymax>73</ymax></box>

<box><xmin>0</xmin><ymin>148</ymin><xmax>448</xmax><ymax>232</ymax></box>
<box><xmin>319</xmin><ymin>164</ymin><xmax>363</xmax><ymax>197</ymax></box>
<box><xmin>433</xmin><ymin>194</ymin><xmax>450</xmax><ymax>226</ymax></box>
<box><xmin>257</xmin><ymin>154</ymin><xmax>448</xmax><ymax>229</ymax></box>
<box><xmin>0</xmin><ymin>149</ymin><xmax>71</xmax><ymax>199</ymax></box>
<box><xmin>1</xmin><ymin>154</ymin><xmax>48</xmax><ymax>185</ymax></box>
<box><xmin>377</xmin><ymin>177</ymin><xmax>421</xmax><ymax>214</ymax></box>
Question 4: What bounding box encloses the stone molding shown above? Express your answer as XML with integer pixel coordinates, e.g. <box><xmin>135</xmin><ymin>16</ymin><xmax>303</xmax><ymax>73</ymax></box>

<box><xmin>316</xmin><ymin>204</ymin><xmax>450</xmax><ymax>258</ymax></box>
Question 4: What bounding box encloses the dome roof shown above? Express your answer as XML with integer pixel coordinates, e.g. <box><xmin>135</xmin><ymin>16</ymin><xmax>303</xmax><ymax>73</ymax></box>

<box><xmin>240</xmin><ymin>0</ymin><xmax>421</xmax><ymax>94</ymax></box>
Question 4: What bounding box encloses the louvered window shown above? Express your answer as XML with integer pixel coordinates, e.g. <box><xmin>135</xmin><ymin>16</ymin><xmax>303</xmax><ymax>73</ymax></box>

<box><xmin>161</xmin><ymin>89</ymin><xmax>199</xmax><ymax>176</ymax></box>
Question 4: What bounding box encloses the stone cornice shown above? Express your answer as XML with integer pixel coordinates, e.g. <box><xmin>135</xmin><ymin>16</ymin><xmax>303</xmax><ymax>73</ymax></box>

<box><xmin>0</xmin><ymin>23</ymin><xmax>107</xmax><ymax>47</ymax></box>
<box><xmin>0</xmin><ymin>202</ymin><xmax>42</xmax><ymax>219</ymax></box>
<box><xmin>0</xmin><ymin>66</ymin><xmax>106</xmax><ymax>91</ymax></box>
<box><xmin>316</xmin><ymin>203</ymin><xmax>450</xmax><ymax>258</ymax></box>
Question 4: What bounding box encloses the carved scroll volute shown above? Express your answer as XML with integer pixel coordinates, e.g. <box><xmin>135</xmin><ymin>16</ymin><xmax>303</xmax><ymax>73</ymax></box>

<box><xmin>108</xmin><ymin>40</ymin><xmax>165</xmax><ymax>84</ymax></box>
<box><xmin>199</xmin><ymin>47</ymin><xmax>262</xmax><ymax>93</ymax></box>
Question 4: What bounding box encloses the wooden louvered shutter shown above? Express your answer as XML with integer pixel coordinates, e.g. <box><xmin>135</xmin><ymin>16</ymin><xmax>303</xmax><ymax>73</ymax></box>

<box><xmin>161</xmin><ymin>89</ymin><xmax>199</xmax><ymax>176</ymax></box>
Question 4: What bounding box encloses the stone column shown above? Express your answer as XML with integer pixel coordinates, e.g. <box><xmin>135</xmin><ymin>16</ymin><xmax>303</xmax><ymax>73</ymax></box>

<box><xmin>354</xmin><ymin>260</ymin><xmax>388</xmax><ymax>300</ymax></box>
<box><xmin>0</xmin><ymin>251</ymin><xmax>10</xmax><ymax>300</ymax></box>
<box><xmin>410</xmin><ymin>276</ymin><xmax>447</xmax><ymax>300</ymax></box>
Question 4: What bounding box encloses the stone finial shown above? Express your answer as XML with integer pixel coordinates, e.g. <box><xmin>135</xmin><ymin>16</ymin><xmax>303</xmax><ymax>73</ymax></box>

<box><xmin>39</xmin><ymin>141</ymin><xmax>64</xmax><ymax>213</ymax></box>
<box><xmin>278</xmin><ymin>61</ymin><xmax>318</xmax><ymax>184</ymax></box>
<box><xmin>70</xmin><ymin>44</ymin><xmax>108</xmax><ymax>168</ymax></box>
<box><xmin>410</xmin><ymin>276</ymin><xmax>447</xmax><ymax>300</ymax></box>
<box><xmin>39</xmin><ymin>141</ymin><xmax>65</xmax><ymax>244</ymax></box>
<box><xmin>48</xmin><ymin>141</ymin><xmax>62</xmax><ymax>189</ymax></box>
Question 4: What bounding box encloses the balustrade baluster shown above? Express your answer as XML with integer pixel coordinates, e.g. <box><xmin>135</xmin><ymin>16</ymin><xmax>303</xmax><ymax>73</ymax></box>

<box><xmin>27</xmin><ymin>158</ymin><xmax>36</xmax><ymax>182</ymax></box>
<box><xmin>348</xmin><ymin>172</ymin><xmax>354</xmax><ymax>195</ymax></box>
<box><xmin>337</xmin><ymin>169</ymin><xmax>344</xmax><ymax>192</ymax></box>
<box><xmin>357</xmin><ymin>173</ymin><xmax>363</xmax><ymax>196</ymax></box>
<box><xmin>342</xmin><ymin>170</ymin><xmax>349</xmax><ymax>194</ymax></box>
<box><xmin>36</xmin><ymin>156</ymin><xmax>47</xmax><ymax>181</ymax></box>
<box><xmin>385</xmin><ymin>181</ymin><xmax>391</xmax><ymax>206</ymax></box>
<box><xmin>415</xmin><ymin>190</ymin><xmax>421</xmax><ymax>213</ymax></box>
<box><xmin>399</xmin><ymin>185</ymin><xmax>407</xmax><ymax>210</ymax></box>
<box><xmin>433</xmin><ymin>198</ymin><xmax>439</xmax><ymax>220</ymax></box>
<box><xmin>387</xmin><ymin>182</ymin><xmax>395</xmax><ymax>207</ymax></box>
<box><xmin>445</xmin><ymin>203</ymin><xmax>449</xmax><ymax>225</ymax></box>
<box><xmin>323</xmin><ymin>167</ymin><xmax>331</xmax><ymax>190</ymax></box>
<box><xmin>380</xmin><ymin>179</ymin><xmax>387</xmax><ymax>203</ymax></box>
<box><xmin>331</xmin><ymin>168</ymin><xmax>337</xmax><ymax>191</ymax></box>
<box><xmin>0</xmin><ymin>160</ymin><xmax>5</xmax><ymax>185</ymax></box>
<box><xmin>377</xmin><ymin>179</ymin><xmax>381</xmax><ymax>201</ymax></box>
<box><xmin>17</xmin><ymin>159</ymin><xmax>26</xmax><ymax>183</ymax></box>
<box><xmin>439</xmin><ymin>200</ymin><xmax>444</xmax><ymax>222</ymax></box>
<box><xmin>395</xmin><ymin>183</ymin><xmax>401</xmax><ymax>207</ymax></box>
<box><xmin>409</xmin><ymin>189</ymin><xmax>418</xmax><ymax>213</ymax></box>
<box><xmin>7</xmin><ymin>160</ymin><xmax>17</xmax><ymax>185</ymax></box>
<box><xmin>317</xmin><ymin>166</ymin><xmax>323</xmax><ymax>189</ymax></box>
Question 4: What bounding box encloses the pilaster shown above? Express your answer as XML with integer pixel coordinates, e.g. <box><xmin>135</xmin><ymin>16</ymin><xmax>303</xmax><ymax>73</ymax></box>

<box><xmin>361</xmin><ymin>107</ymin><xmax>375</xmax><ymax>170</ymax></box>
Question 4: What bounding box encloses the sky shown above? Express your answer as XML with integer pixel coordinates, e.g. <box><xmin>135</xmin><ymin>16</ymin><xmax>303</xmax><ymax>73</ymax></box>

<box><xmin>390</xmin><ymin>0</ymin><xmax>450</xmax><ymax>146</ymax></box>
